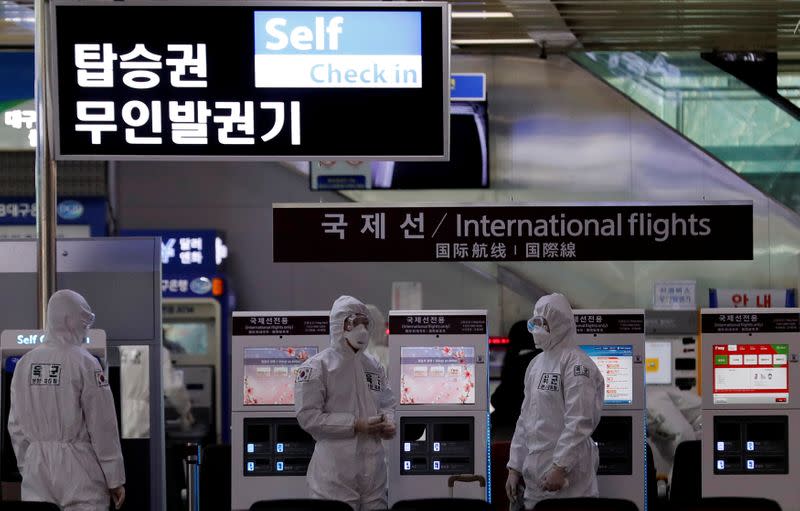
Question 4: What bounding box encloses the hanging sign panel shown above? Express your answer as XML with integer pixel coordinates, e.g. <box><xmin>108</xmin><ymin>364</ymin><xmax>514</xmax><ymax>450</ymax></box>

<box><xmin>50</xmin><ymin>1</ymin><xmax>449</xmax><ymax>161</ymax></box>
<box><xmin>273</xmin><ymin>202</ymin><xmax>753</xmax><ymax>262</ymax></box>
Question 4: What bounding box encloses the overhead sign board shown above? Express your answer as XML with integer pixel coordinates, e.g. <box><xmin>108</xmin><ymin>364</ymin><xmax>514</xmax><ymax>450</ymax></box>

<box><xmin>273</xmin><ymin>202</ymin><xmax>753</xmax><ymax>262</ymax></box>
<box><xmin>50</xmin><ymin>1</ymin><xmax>449</xmax><ymax>161</ymax></box>
<box><xmin>709</xmin><ymin>288</ymin><xmax>796</xmax><ymax>308</ymax></box>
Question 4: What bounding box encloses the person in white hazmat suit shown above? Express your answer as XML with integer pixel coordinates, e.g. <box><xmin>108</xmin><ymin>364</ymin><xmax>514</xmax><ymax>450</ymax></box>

<box><xmin>8</xmin><ymin>289</ymin><xmax>126</xmax><ymax>510</ymax></box>
<box><xmin>294</xmin><ymin>296</ymin><xmax>397</xmax><ymax>510</ymax></box>
<box><xmin>364</xmin><ymin>304</ymin><xmax>389</xmax><ymax>370</ymax></box>
<box><xmin>119</xmin><ymin>344</ymin><xmax>194</xmax><ymax>438</ymax></box>
<box><xmin>505</xmin><ymin>293</ymin><xmax>605</xmax><ymax>510</ymax></box>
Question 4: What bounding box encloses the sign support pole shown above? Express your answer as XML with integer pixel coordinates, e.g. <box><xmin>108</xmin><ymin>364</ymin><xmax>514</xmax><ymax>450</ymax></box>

<box><xmin>35</xmin><ymin>0</ymin><xmax>57</xmax><ymax>327</ymax></box>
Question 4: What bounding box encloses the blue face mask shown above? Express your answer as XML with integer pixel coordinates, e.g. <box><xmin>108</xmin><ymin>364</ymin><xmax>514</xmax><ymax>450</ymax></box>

<box><xmin>527</xmin><ymin>316</ymin><xmax>549</xmax><ymax>334</ymax></box>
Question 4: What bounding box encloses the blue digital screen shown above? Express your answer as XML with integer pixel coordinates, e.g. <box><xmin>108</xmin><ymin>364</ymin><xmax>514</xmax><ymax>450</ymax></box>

<box><xmin>578</xmin><ymin>344</ymin><xmax>634</xmax><ymax>405</ymax></box>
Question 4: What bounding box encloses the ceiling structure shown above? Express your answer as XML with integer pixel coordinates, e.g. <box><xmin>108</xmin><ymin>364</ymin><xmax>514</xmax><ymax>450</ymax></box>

<box><xmin>1</xmin><ymin>1</ymin><xmax>799</xmax><ymax>52</ymax></box>
<box><xmin>0</xmin><ymin>0</ymin><xmax>33</xmax><ymax>47</ymax></box>
<box><xmin>453</xmin><ymin>0</ymin><xmax>800</xmax><ymax>52</ymax></box>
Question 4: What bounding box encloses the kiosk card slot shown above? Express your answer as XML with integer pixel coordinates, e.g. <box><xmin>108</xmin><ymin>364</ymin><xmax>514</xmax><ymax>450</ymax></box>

<box><xmin>244</xmin><ymin>458</ymin><xmax>271</xmax><ymax>476</ymax></box>
<box><xmin>400</xmin><ymin>417</ymin><xmax>474</xmax><ymax>476</ymax></box>
<box><xmin>713</xmin><ymin>416</ymin><xmax>788</xmax><ymax>475</ymax></box>
<box><xmin>242</xmin><ymin>417</ymin><xmax>315</xmax><ymax>477</ymax></box>
<box><xmin>592</xmin><ymin>416</ymin><xmax>633</xmax><ymax>475</ymax></box>
<box><xmin>433</xmin><ymin>422</ymin><xmax>473</xmax><ymax>456</ymax></box>
<box><xmin>244</xmin><ymin>421</ymin><xmax>271</xmax><ymax>455</ymax></box>
<box><xmin>401</xmin><ymin>422</ymin><xmax>428</xmax><ymax>455</ymax></box>
<box><xmin>274</xmin><ymin>422</ymin><xmax>315</xmax><ymax>456</ymax></box>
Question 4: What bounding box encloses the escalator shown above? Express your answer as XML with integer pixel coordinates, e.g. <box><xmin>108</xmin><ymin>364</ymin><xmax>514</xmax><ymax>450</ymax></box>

<box><xmin>571</xmin><ymin>51</ymin><xmax>800</xmax><ymax>212</ymax></box>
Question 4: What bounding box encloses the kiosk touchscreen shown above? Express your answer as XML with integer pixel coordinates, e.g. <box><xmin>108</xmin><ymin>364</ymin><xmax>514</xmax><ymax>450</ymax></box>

<box><xmin>1</xmin><ymin>329</ymin><xmax>107</xmax><ymax>492</ymax></box>
<box><xmin>574</xmin><ymin>310</ymin><xmax>646</xmax><ymax>511</ymax></box>
<box><xmin>701</xmin><ymin>308</ymin><xmax>800</xmax><ymax>509</ymax></box>
<box><xmin>230</xmin><ymin>312</ymin><xmax>330</xmax><ymax>511</ymax></box>
<box><xmin>388</xmin><ymin>310</ymin><xmax>489</xmax><ymax>504</ymax></box>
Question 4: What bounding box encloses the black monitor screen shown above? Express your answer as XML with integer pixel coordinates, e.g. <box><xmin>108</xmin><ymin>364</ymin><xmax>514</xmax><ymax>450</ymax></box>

<box><xmin>376</xmin><ymin>103</ymin><xmax>488</xmax><ymax>189</ymax></box>
<box><xmin>311</xmin><ymin>101</ymin><xmax>488</xmax><ymax>190</ymax></box>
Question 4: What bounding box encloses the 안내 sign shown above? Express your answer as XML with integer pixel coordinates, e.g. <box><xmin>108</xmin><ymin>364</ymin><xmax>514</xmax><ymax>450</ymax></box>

<box><xmin>50</xmin><ymin>1</ymin><xmax>449</xmax><ymax>160</ymax></box>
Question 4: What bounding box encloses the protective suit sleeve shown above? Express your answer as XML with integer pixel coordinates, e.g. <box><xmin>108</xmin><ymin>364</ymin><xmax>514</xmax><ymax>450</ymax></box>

<box><xmin>552</xmin><ymin>357</ymin><xmax>602</xmax><ymax>472</ymax></box>
<box><xmin>81</xmin><ymin>357</ymin><xmax>126</xmax><ymax>489</ymax></box>
<box><xmin>8</xmin><ymin>369</ymin><xmax>30</xmax><ymax>472</ymax></box>
<box><xmin>294</xmin><ymin>364</ymin><xmax>355</xmax><ymax>439</ymax></box>
<box><xmin>377</xmin><ymin>364</ymin><xmax>396</xmax><ymax>423</ymax></box>
<box><xmin>507</xmin><ymin>365</ymin><xmax>532</xmax><ymax>472</ymax></box>
<box><xmin>162</xmin><ymin>347</ymin><xmax>191</xmax><ymax>416</ymax></box>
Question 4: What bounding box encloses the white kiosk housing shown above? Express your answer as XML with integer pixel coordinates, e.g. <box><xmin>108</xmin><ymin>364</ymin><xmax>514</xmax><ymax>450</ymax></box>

<box><xmin>701</xmin><ymin>308</ymin><xmax>800</xmax><ymax>509</ymax></box>
<box><xmin>573</xmin><ymin>309</ymin><xmax>646</xmax><ymax>511</ymax></box>
<box><xmin>388</xmin><ymin>310</ymin><xmax>489</xmax><ymax>505</ymax></box>
<box><xmin>230</xmin><ymin>311</ymin><xmax>330</xmax><ymax>511</ymax></box>
<box><xmin>1</xmin><ymin>329</ymin><xmax>108</xmax><ymax>489</ymax></box>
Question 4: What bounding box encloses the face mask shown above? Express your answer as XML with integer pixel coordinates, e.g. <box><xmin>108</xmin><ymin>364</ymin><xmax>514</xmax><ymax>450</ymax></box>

<box><xmin>346</xmin><ymin>324</ymin><xmax>370</xmax><ymax>350</ymax></box>
<box><xmin>532</xmin><ymin>325</ymin><xmax>553</xmax><ymax>350</ymax></box>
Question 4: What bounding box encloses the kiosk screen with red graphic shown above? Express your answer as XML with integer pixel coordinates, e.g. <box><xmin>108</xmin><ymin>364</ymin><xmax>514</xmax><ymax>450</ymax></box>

<box><xmin>400</xmin><ymin>346</ymin><xmax>476</xmax><ymax>405</ymax></box>
<box><xmin>713</xmin><ymin>344</ymin><xmax>789</xmax><ymax>405</ymax></box>
<box><xmin>243</xmin><ymin>346</ymin><xmax>318</xmax><ymax>405</ymax></box>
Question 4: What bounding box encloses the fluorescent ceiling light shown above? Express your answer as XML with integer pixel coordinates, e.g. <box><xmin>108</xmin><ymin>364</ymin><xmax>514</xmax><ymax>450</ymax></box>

<box><xmin>451</xmin><ymin>11</ymin><xmax>514</xmax><ymax>19</ymax></box>
<box><xmin>451</xmin><ymin>38</ymin><xmax>536</xmax><ymax>45</ymax></box>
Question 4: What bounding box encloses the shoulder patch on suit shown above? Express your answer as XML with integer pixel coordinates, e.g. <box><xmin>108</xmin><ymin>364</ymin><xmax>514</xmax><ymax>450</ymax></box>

<box><xmin>95</xmin><ymin>370</ymin><xmax>109</xmax><ymax>387</ymax></box>
<box><xmin>574</xmin><ymin>364</ymin><xmax>590</xmax><ymax>378</ymax></box>
<box><xmin>364</xmin><ymin>371</ymin><xmax>382</xmax><ymax>391</ymax></box>
<box><xmin>30</xmin><ymin>363</ymin><xmax>61</xmax><ymax>386</ymax></box>
<box><xmin>538</xmin><ymin>372</ymin><xmax>561</xmax><ymax>392</ymax></box>
<box><xmin>295</xmin><ymin>366</ymin><xmax>313</xmax><ymax>383</ymax></box>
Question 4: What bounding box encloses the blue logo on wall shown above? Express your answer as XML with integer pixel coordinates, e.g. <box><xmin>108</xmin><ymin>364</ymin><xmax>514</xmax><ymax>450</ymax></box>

<box><xmin>57</xmin><ymin>200</ymin><xmax>84</xmax><ymax>220</ymax></box>
<box><xmin>190</xmin><ymin>277</ymin><xmax>213</xmax><ymax>295</ymax></box>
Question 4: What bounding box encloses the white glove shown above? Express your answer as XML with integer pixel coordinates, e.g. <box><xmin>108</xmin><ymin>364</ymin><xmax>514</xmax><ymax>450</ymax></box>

<box><xmin>355</xmin><ymin>415</ymin><xmax>385</xmax><ymax>435</ymax></box>
<box><xmin>380</xmin><ymin>420</ymin><xmax>396</xmax><ymax>440</ymax></box>
<box><xmin>505</xmin><ymin>468</ymin><xmax>524</xmax><ymax>503</ymax></box>
<box><xmin>540</xmin><ymin>465</ymin><xmax>569</xmax><ymax>492</ymax></box>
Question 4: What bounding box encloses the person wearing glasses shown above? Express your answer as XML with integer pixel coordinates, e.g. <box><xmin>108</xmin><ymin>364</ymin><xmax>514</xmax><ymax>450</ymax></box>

<box><xmin>505</xmin><ymin>293</ymin><xmax>604</xmax><ymax>510</ymax></box>
<box><xmin>295</xmin><ymin>295</ymin><xmax>397</xmax><ymax>510</ymax></box>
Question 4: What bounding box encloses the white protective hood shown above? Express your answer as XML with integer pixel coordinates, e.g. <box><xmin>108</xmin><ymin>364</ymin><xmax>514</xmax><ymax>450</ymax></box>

<box><xmin>45</xmin><ymin>289</ymin><xmax>95</xmax><ymax>346</ymax></box>
<box><xmin>330</xmin><ymin>295</ymin><xmax>370</xmax><ymax>351</ymax></box>
<box><xmin>532</xmin><ymin>293</ymin><xmax>577</xmax><ymax>351</ymax></box>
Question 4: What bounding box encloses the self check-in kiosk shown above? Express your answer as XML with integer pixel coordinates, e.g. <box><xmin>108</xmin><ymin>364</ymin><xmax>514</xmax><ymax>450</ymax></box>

<box><xmin>163</xmin><ymin>299</ymin><xmax>221</xmax><ymax>444</ymax></box>
<box><xmin>701</xmin><ymin>308</ymin><xmax>800</xmax><ymax>510</ymax></box>
<box><xmin>1</xmin><ymin>329</ymin><xmax>107</xmax><ymax>496</ymax></box>
<box><xmin>574</xmin><ymin>309</ymin><xmax>646</xmax><ymax>511</ymax></box>
<box><xmin>388</xmin><ymin>310</ymin><xmax>489</xmax><ymax>505</ymax></box>
<box><xmin>230</xmin><ymin>311</ymin><xmax>330</xmax><ymax>511</ymax></box>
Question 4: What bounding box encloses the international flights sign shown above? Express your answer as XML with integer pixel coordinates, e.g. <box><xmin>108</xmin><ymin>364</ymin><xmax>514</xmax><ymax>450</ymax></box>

<box><xmin>273</xmin><ymin>202</ymin><xmax>753</xmax><ymax>262</ymax></box>
<box><xmin>50</xmin><ymin>1</ymin><xmax>449</xmax><ymax>160</ymax></box>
